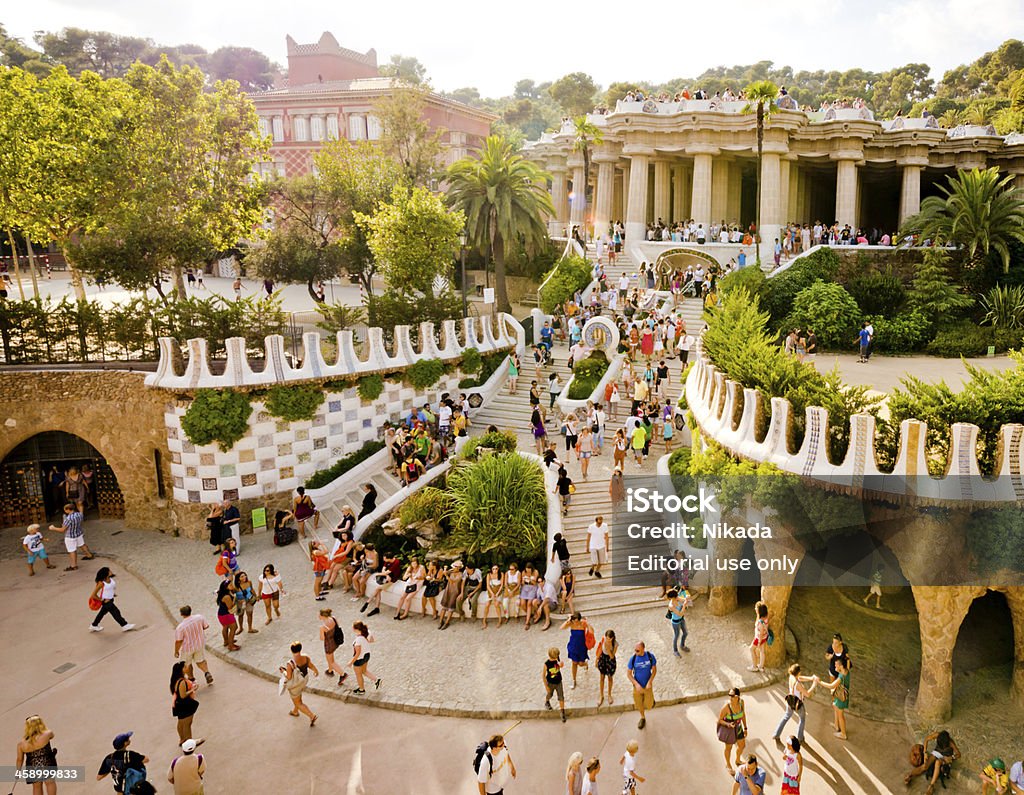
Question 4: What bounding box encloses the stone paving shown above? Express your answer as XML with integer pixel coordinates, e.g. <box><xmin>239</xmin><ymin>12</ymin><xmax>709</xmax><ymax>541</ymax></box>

<box><xmin>0</xmin><ymin>519</ymin><xmax>783</xmax><ymax>718</ymax></box>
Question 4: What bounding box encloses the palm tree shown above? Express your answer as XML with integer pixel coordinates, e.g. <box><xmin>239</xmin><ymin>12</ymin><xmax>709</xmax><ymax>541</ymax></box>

<box><xmin>446</xmin><ymin>135</ymin><xmax>554</xmax><ymax>314</ymax></box>
<box><xmin>571</xmin><ymin>115</ymin><xmax>603</xmax><ymax>235</ymax></box>
<box><xmin>742</xmin><ymin>80</ymin><xmax>780</xmax><ymax>267</ymax></box>
<box><xmin>900</xmin><ymin>167</ymin><xmax>1024</xmax><ymax>272</ymax></box>
<box><xmin>938</xmin><ymin>109</ymin><xmax>963</xmax><ymax>129</ymax></box>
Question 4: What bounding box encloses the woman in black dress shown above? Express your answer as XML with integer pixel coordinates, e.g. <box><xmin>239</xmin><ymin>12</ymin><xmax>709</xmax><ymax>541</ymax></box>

<box><xmin>17</xmin><ymin>715</ymin><xmax>58</xmax><ymax>795</ymax></box>
<box><xmin>358</xmin><ymin>483</ymin><xmax>377</xmax><ymax>519</ymax></box>
<box><xmin>170</xmin><ymin>660</ymin><xmax>200</xmax><ymax>744</ymax></box>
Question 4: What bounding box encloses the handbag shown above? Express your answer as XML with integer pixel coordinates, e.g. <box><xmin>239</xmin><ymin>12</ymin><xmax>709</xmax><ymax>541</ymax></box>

<box><xmin>88</xmin><ymin>596</ymin><xmax>103</xmax><ymax>611</ymax></box>
<box><xmin>591</xmin><ymin>423</ymin><xmax>600</xmax><ymax>433</ymax></box>
<box><xmin>584</xmin><ymin>626</ymin><xmax>596</xmax><ymax>650</ymax></box>
<box><xmin>405</xmin><ymin>583</ymin><xmax>418</xmax><ymax>593</ymax></box>
<box><xmin>568</xmin><ymin>484</ymin><xmax>576</xmax><ymax>495</ymax></box>
<box><xmin>785</xmin><ymin>694</ymin><xmax>803</xmax><ymax>711</ymax></box>
<box><xmin>716</xmin><ymin>722</ymin><xmax>738</xmax><ymax>745</ymax></box>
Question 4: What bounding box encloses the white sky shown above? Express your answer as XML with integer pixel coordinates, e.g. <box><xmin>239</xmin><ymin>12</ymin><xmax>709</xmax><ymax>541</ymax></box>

<box><xmin>5</xmin><ymin>0</ymin><xmax>1024</xmax><ymax>97</ymax></box>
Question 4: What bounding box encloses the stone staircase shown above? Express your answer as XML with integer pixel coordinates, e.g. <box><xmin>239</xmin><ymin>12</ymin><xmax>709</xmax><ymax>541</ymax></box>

<box><xmin>314</xmin><ymin>463</ymin><xmax>403</xmax><ymax>536</ymax></box>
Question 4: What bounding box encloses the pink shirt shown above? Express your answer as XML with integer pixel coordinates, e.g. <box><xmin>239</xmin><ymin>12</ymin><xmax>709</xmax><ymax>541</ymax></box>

<box><xmin>174</xmin><ymin>615</ymin><xmax>209</xmax><ymax>654</ymax></box>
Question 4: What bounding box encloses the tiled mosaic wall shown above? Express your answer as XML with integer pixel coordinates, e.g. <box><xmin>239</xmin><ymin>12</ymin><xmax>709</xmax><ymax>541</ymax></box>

<box><xmin>166</xmin><ymin>374</ymin><xmax>463</xmax><ymax>504</ymax></box>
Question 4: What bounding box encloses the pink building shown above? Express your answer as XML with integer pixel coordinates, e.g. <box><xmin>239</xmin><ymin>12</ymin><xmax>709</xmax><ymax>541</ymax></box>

<box><xmin>250</xmin><ymin>32</ymin><xmax>495</xmax><ymax>178</ymax></box>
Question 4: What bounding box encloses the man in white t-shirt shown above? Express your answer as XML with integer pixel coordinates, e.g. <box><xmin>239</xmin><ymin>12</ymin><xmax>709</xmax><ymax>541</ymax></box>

<box><xmin>587</xmin><ymin>516</ymin><xmax>610</xmax><ymax>578</ymax></box>
<box><xmin>438</xmin><ymin>401</ymin><xmax>453</xmax><ymax>440</ymax></box>
<box><xmin>618</xmin><ymin>273</ymin><xmax>630</xmax><ymax>300</ymax></box>
<box><xmin>477</xmin><ymin>735</ymin><xmax>516</xmax><ymax>795</ymax></box>
<box><xmin>1008</xmin><ymin>759</ymin><xmax>1023</xmax><ymax>795</ymax></box>
<box><xmin>581</xmin><ymin>757</ymin><xmax>601</xmax><ymax>794</ymax></box>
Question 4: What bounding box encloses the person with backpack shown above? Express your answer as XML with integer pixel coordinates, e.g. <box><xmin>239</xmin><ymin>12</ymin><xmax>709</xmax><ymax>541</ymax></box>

<box><xmin>475</xmin><ymin>734</ymin><xmax>516</xmax><ymax>795</ymax></box>
<box><xmin>626</xmin><ymin>641</ymin><xmax>657</xmax><ymax>730</ymax></box>
<box><xmin>319</xmin><ymin>607</ymin><xmax>347</xmax><ymax>686</ymax></box>
<box><xmin>97</xmin><ymin>732</ymin><xmax>148</xmax><ymax>794</ymax></box>
<box><xmin>167</xmin><ymin>738</ymin><xmax>205</xmax><ymax>795</ymax></box>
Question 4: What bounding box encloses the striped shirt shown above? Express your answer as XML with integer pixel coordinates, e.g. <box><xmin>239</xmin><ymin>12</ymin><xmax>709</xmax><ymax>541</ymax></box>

<box><xmin>174</xmin><ymin>615</ymin><xmax>209</xmax><ymax>653</ymax></box>
<box><xmin>62</xmin><ymin>511</ymin><xmax>83</xmax><ymax>539</ymax></box>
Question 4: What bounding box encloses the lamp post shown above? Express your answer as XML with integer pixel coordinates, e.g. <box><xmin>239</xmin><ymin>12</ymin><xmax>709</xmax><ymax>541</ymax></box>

<box><xmin>458</xmin><ymin>229</ymin><xmax>468</xmax><ymax>319</ymax></box>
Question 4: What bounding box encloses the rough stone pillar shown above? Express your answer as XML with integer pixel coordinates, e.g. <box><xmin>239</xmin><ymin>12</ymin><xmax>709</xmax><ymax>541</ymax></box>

<box><xmin>760</xmin><ymin>585</ymin><xmax>793</xmax><ymax>668</ymax></box>
<box><xmin>912</xmin><ymin>585</ymin><xmax>976</xmax><ymax>722</ymax></box>
<box><xmin>653</xmin><ymin>160</ymin><xmax>671</xmax><ymax>224</ymax></box>
<box><xmin>899</xmin><ymin>164</ymin><xmax>923</xmax><ymax>224</ymax></box>
<box><xmin>625</xmin><ymin>150</ymin><xmax>651</xmax><ymax>243</ymax></box>
<box><xmin>594</xmin><ymin>158</ymin><xmax>616</xmax><ymax>239</ymax></box>
<box><xmin>835</xmin><ymin>158</ymin><xmax>859</xmax><ymax>229</ymax></box>
<box><xmin>711</xmin><ymin>159</ymin><xmax>730</xmax><ymax>227</ymax></box>
<box><xmin>727</xmin><ymin>164</ymin><xmax>742</xmax><ymax>225</ymax></box>
<box><xmin>570</xmin><ymin>161</ymin><xmax>586</xmax><ymax>230</ymax></box>
<box><xmin>707</xmin><ymin>534</ymin><xmax>743</xmax><ymax>616</ymax></box>
<box><xmin>672</xmin><ymin>165</ymin><xmax>686</xmax><ymax>222</ymax></box>
<box><xmin>1007</xmin><ymin>588</ymin><xmax>1024</xmax><ymax>706</ymax></box>
<box><xmin>550</xmin><ymin>166</ymin><xmax>569</xmax><ymax>236</ymax></box>
<box><xmin>690</xmin><ymin>151</ymin><xmax>714</xmax><ymax>232</ymax></box>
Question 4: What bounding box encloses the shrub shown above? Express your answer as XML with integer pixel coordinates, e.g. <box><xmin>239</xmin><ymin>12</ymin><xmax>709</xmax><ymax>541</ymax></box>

<box><xmin>181</xmin><ymin>390</ymin><xmax>252</xmax><ymax>452</ymax></box>
<box><xmin>442</xmin><ymin>452</ymin><xmax>547</xmax><ymax>562</ymax></box>
<box><xmin>719</xmin><ymin>265</ymin><xmax>765</xmax><ymax>296</ymax></box>
<box><xmin>304</xmin><ymin>440</ymin><xmax>386</xmax><ymax>489</ymax></box>
<box><xmin>406</xmin><ymin>358</ymin><xmax>446</xmax><ymax>390</ymax></box>
<box><xmin>759</xmin><ymin>247</ymin><xmax>840</xmax><ymax>326</ymax></box>
<box><xmin>666</xmin><ymin>447</ymin><xmax>706</xmax><ymax>549</ymax></box>
<box><xmin>567</xmin><ymin>352</ymin><xmax>609</xmax><ymax>400</ymax></box>
<box><xmin>357</xmin><ymin>374</ymin><xmax>384</xmax><ymax>402</ymax></box>
<box><xmin>979</xmin><ymin>284</ymin><xmax>1024</xmax><ymax>329</ymax></box>
<box><xmin>460</xmin><ymin>347</ymin><xmax>482</xmax><ymax>375</ymax></box>
<box><xmin>846</xmin><ymin>266</ymin><xmax>906</xmax><ymax>316</ymax></box>
<box><xmin>866</xmin><ymin>311</ymin><xmax>931</xmax><ymax>353</ymax></box>
<box><xmin>399</xmin><ymin>487</ymin><xmax>454</xmax><ymax>527</ymax></box>
<box><xmin>539</xmin><ymin>254</ymin><xmax>592</xmax><ymax>314</ymax></box>
<box><xmin>460</xmin><ymin>430</ymin><xmax>519</xmax><ymax>460</ymax></box>
<box><xmin>458</xmin><ymin>351</ymin><xmax>508</xmax><ymax>389</ymax></box>
<box><xmin>263</xmin><ymin>384</ymin><xmax>325</xmax><ymax>422</ymax></box>
<box><xmin>925</xmin><ymin>320</ymin><xmax>1024</xmax><ymax>357</ymax></box>
<box><xmin>789</xmin><ymin>282</ymin><xmax>861</xmax><ymax>349</ymax></box>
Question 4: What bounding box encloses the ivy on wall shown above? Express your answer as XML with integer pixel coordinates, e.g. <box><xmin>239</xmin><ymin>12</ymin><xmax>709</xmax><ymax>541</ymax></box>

<box><xmin>357</xmin><ymin>374</ymin><xmax>384</xmax><ymax>402</ymax></box>
<box><xmin>405</xmin><ymin>358</ymin><xmax>446</xmax><ymax>390</ymax></box>
<box><xmin>181</xmin><ymin>390</ymin><xmax>252</xmax><ymax>451</ymax></box>
<box><xmin>263</xmin><ymin>384</ymin><xmax>325</xmax><ymax>422</ymax></box>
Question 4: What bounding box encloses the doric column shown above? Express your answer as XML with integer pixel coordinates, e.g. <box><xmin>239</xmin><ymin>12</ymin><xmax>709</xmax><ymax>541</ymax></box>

<box><xmin>797</xmin><ymin>171</ymin><xmax>809</xmax><ymax>223</ymax></box>
<box><xmin>549</xmin><ymin>165</ymin><xmax>569</xmax><ymax>236</ymax></box>
<box><xmin>1015</xmin><ymin>174</ymin><xmax>1024</xmax><ymax>192</ymax></box>
<box><xmin>624</xmin><ymin>147</ymin><xmax>653</xmax><ymax>243</ymax></box>
<box><xmin>727</xmin><ymin>164</ymin><xmax>742</xmax><ymax>224</ymax></box>
<box><xmin>899</xmin><ymin>163</ymin><xmax>924</xmax><ymax>224</ymax></box>
<box><xmin>688</xmin><ymin>148</ymin><xmax>717</xmax><ymax>232</ymax></box>
<box><xmin>612</xmin><ymin>169</ymin><xmax>624</xmax><ymax>223</ymax></box>
<box><xmin>758</xmin><ymin>152</ymin><xmax>782</xmax><ymax>259</ymax></box>
<box><xmin>621</xmin><ymin>163</ymin><xmax>630</xmax><ymax>221</ymax></box>
<box><xmin>785</xmin><ymin>159</ymin><xmax>798</xmax><ymax>223</ymax></box>
<box><xmin>653</xmin><ymin>160</ymin><xmax>672</xmax><ymax>224</ymax></box>
<box><xmin>711</xmin><ymin>158</ymin><xmax>730</xmax><ymax>226</ymax></box>
<box><xmin>835</xmin><ymin>157</ymin><xmax>860</xmax><ymax>229</ymax></box>
<box><xmin>569</xmin><ymin>156</ymin><xmax>586</xmax><ymax>230</ymax></box>
<box><xmin>672</xmin><ymin>165</ymin><xmax>686</xmax><ymax>221</ymax></box>
<box><xmin>593</xmin><ymin>156</ymin><xmax>616</xmax><ymax>238</ymax></box>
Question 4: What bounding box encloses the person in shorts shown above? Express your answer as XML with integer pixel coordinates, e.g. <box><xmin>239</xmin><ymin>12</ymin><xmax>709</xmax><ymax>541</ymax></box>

<box><xmin>49</xmin><ymin>502</ymin><xmax>94</xmax><ymax>571</ymax></box>
<box><xmin>587</xmin><ymin>516</ymin><xmax>609</xmax><ymax>578</ymax></box>
<box><xmin>23</xmin><ymin>524</ymin><xmax>56</xmax><ymax>575</ymax></box>
<box><xmin>543</xmin><ymin>647</ymin><xmax>567</xmax><ymax>722</ymax></box>
<box><xmin>174</xmin><ymin>605</ymin><xmax>214</xmax><ymax>685</ymax></box>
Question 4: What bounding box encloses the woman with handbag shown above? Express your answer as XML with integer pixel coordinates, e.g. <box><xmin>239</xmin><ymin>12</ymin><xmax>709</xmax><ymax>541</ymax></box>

<box><xmin>319</xmin><ymin>607</ymin><xmax>347</xmax><ymax>685</ymax></box>
<box><xmin>233</xmin><ymin>571</ymin><xmax>259</xmax><ymax>634</ymax></box>
<box><xmin>279</xmin><ymin>642</ymin><xmax>319</xmax><ymax>725</ymax></box>
<box><xmin>170</xmin><ymin>660</ymin><xmax>200</xmax><ymax>744</ymax></box>
<box><xmin>716</xmin><ymin>687</ymin><xmax>748</xmax><ymax>775</ymax></box>
<box><xmin>821</xmin><ymin>656</ymin><xmax>851</xmax><ymax>740</ymax></box>
<box><xmin>394</xmin><ymin>558</ymin><xmax>424</xmax><ymax>620</ymax></box>
<box><xmin>90</xmin><ymin>567</ymin><xmax>135</xmax><ymax>633</ymax></box>
<box><xmin>420</xmin><ymin>561</ymin><xmax>443</xmax><ymax>619</ymax></box>
<box><xmin>216</xmin><ymin>579</ymin><xmax>240</xmax><ymax>651</ymax></box>
<box><xmin>771</xmin><ymin>664</ymin><xmax>818</xmax><ymax>744</ymax></box>
<box><xmin>576</xmin><ymin>426</ymin><xmax>595</xmax><ymax>480</ymax></box>
<box><xmin>560</xmin><ymin>612</ymin><xmax>591</xmax><ymax>689</ymax></box>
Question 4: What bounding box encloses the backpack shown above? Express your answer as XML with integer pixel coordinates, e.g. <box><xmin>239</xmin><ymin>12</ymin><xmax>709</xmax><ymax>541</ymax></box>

<box><xmin>909</xmin><ymin>743</ymin><xmax>925</xmax><ymax>768</ymax></box>
<box><xmin>472</xmin><ymin>742</ymin><xmax>493</xmax><ymax>776</ymax></box>
<box><xmin>332</xmin><ymin>620</ymin><xmax>345</xmax><ymax>646</ymax></box>
<box><xmin>123</xmin><ymin>764</ymin><xmax>147</xmax><ymax>794</ymax></box>
<box><xmin>215</xmin><ymin>557</ymin><xmax>228</xmax><ymax>576</ymax></box>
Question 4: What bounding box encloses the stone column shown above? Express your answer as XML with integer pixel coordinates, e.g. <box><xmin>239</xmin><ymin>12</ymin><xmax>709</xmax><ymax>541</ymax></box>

<box><xmin>594</xmin><ymin>158</ymin><xmax>616</xmax><ymax>239</ymax></box>
<box><xmin>711</xmin><ymin>159</ymin><xmax>730</xmax><ymax>227</ymax></box>
<box><xmin>549</xmin><ymin>166</ymin><xmax>569</xmax><ymax>237</ymax></box>
<box><xmin>1008</xmin><ymin>589</ymin><xmax>1024</xmax><ymax>706</ymax></box>
<box><xmin>835</xmin><ymin>157</ymin><xmax>860</xmax><ymax>229</ymax></box>
<box><xmin>653</xmin><ymin>160</ymin><xmax>672</xmax><ymax>224</ymax></box>
<box><xmin>760</xmin><ymin>585</ymin><xmax>792</xmax><ymax>668</ymax></box>
<box><xmin>621</xmin><ymin>163</ymin><xmax>630</xmax><ymax>222</ymax></box>
<box><xmin>570</xmin><ymin>159</ymin><xmax>586</xmax><ymax>230</ymax></box>
<box><xmin>727</xmin><ymin>164</ymin><xmax>742</xmax><ymax>225</ymax></box>
<box><xmin>797</xmin><ymin>172</ymin><xmax>809</xmax><ymax>224</ymax></box>
<box><xmin>899</xmin><ymin>163</ymin><xmax>923</xmax><ymax>224</ymax></box>
<box><xmin>689</xmin><ymin>150</ymin><xmax>715</xmax><ymax>233</ymax></box>
<box><xmin>912</xmin><ymin>585</ymin><xmax>975</xmax><ymax>722</ymax></box>
<box><xmin>612</xmin><ymin>169</ymin><xmax>624</xmax><ymax>223</ymax></box>
<box><xmin>1015</xmin><ymin>174</ymin><xmax>1024</xmax><ymax>193</ymax></box>
<box><xmin>624</xmin><ymin>149</ymin><xmax>652</xmax><ymax>243</ymax></box>
<box><xmin>759</xmin><ymin>151</ymin><xmax>782</xmax><ymax>260</ymax></box>
<box><xmin>785</xmin><ymin>159</ymin><xmax>798</xmax><ymax>224</ymax></box>
<box><xmin>672</xmin><ymin>165</ymin><xmax>686</xmax><ymax>222</ymax></box>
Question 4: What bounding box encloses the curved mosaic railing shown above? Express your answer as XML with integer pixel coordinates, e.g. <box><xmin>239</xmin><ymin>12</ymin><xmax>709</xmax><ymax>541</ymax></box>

<box><xmin>146</xmin><ymin>314</ymin><xmax>522</xmax><ymax>391</ymax></box>
<box><xmin>685</xmin><ymin>338</ymin><xmax>1024</xmax><ymax>504</ymax></box>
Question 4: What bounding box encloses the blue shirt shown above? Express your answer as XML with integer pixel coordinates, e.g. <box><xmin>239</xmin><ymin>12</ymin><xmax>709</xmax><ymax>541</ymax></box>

<box><xmin>738</xmin><ymin>252</ymin><xmax>746</xmax><ymax>267</ymax></box>
<box><xmin>734</xmin><ymin>766</ymin><xmax>766</xmax><ymax>795</ymax></box>
<box><xmin>859</xmin><ymin>329</ymin><xmax>871</xmax><ymax>346</ymax></box>
<box><xmin>628</xmin><ymin>651</ymin><xmax>656</xmax><ymax>688</ymax></box>
<box><xmin>540</xmin><ymin>327</ymin><xmax>553</xmax><ymax>343</ymax></box>
<box><xmin>62</xmin><ymin>511</ymin><xmax>83</xmax><ymax>539</ymax></box>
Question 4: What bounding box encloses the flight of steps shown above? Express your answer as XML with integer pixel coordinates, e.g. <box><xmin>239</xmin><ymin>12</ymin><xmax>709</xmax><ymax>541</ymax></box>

<box><xmin>315</xmin><ymin>464</ymin><xmax>403</xmax><ymax>535</ymax></box>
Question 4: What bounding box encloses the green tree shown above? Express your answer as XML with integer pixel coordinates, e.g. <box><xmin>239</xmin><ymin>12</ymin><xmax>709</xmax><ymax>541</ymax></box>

<box><xmin>357</xmin><ymin>185</ymin><xmax>464</xmax><ymax>327</ymax></box>
<box><xmin>34</xmin><ymin>27</ymin><xmax>152</xmax><ymax>78</ymax></box>
<box><xmin>445</xmin><ymin>135</ymin><xmax>554</xmax><ymax>314</ymax></box>
<box><xmin>789</xmin><ymin>282</ymin><xmax>861</xmax><ymax>348</ymax></box>
<box><xmin>603</xmin><ymin>81</ymin><xmax>638</xmax><ymax>107</ymax></box>
<box><xmin>313</xmin><ymin>139</ymin><xmax>406</xmax><ymax>296</ymax></box>
<box><xmin>372</xmin><ymin>86</ymin><xmax>444</xmax><ymax>186</ymax></box>
<box><xmin>908</xmin><ymin>248</ymin><xmax>973</xmax><ymax>326</ymax></box>
<box><xmin>0</xmin><ymin>24</ymin><xmax>51</xmax><ymax>76</ymax></box>
<box><xmin>206</xmin><ymin>46</ymin><xmax>277</xmax><ymax>91</ymax></box>
<box><xmin>548</xmin><ymin>72</ymin><xmax>597</xmax><ymax>116</ymax></box>
<box><xmin>901</xmin><ymin>168</ymin><xmax>1024</xmax><ymax>272</ymax></box>
<box><xmin>380</xmin><ymin>54</ymin><xmax>427</xmax><ymax>85</ymax></box>
<box><xmin>742</xmin><ymin>80</ymin><xmax>780</xmax><ymax>268</ymax></box>
<box><xmin>71</xmin><ymin>58</ymin><xmax>267</xmax><ymax>298</ymax></box>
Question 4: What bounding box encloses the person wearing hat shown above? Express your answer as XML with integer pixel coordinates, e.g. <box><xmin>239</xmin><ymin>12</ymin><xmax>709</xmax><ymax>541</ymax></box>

<box><xmin>980</xmin><ymin>758</ymin><xmax>1008</xmax><ymax>794</ymax></box>
<box><xmin>97</xmin><ymin>732</ymin><xmax>148</xmax><ymax>793</ymax></box>
<box><xmin>167</xmin><ymin>738</ymin><xmax>206</xmax><ymax>795</ymax></box>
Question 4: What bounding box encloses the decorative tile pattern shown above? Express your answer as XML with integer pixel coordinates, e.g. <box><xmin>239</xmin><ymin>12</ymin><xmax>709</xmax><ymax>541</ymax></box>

<box><xmin>296</xmin><ymin>428</ymin><xmax>310</xmax><ymax>442</ymax></box>
<box><xmin>202</xmin><ymin>478</ymin><xmax>218</xmax><ymax>490</ymax></box>
<box><xmin>328</xmin><ymin>400</ymin><xmax>342</xmax><ymax>412</ymax></box>
<box><xmin>222</xmin><ymin>488</ymin><xmax>239</xmax><ymax>501</ymax></box>
<box><xmin>312</xmin><ymin>415</ymin><xmax>326</xmax><ymax>427</ymax></box>
<box><xmin>275</xmin><ymin>421</ymin><xmax>290</xmax><ymax>433</ymax></box>
<box><xmin>219</xmin><ymin>464</ymin><xmax>237</xmax><ymax>477</ymax></box>
<box><xmin>173</xmin><ymin>476</ymin><xmax>184</xmax><ymax>489</ymax></box>
<box><xmin>186</xmin><ymin>466</ymin><xmax>198</xmax><ymax>478</ymax></box>
<box><xmin>277</xmin><ymin>443</ymin><xmax>293</xmax><ymax>457</ymax></box>
<box><xmin>279</xmin><ymin>466</ymin><xmax>294</xmax><ymax>479</ymax></box>
<box><xmin>257</xmin><ymin>434</ymin><xmax>273</xmax><ymax>448</ymax></box>
<box><xmin>200</xmin><ymin>453</ymin><xmax>215</xmax><ymax>466</ymax></box>
<box><xmin>257</xmin><ymin>412</ymin><xmax>273</xmax><ymax>423</ymax></box>
<box><xmin>238</xmin><ymin>449</ymin><xmax>256</xmax><ymax>463</ymax></box>
<box><xmin>297</xmin><ymin>452</ymin><xmax>311</xmax><ymax>464</ymax></box>
<box><xmin>167</xmin><ymin>426</ymin><xmax>179</xmax><ymax>439</ymax></box>
<box><xmin>171</xmin><ymin>452</ymin><xmax>182</xmax><ymax>464</ymax></box>
<box><xmin>241</xmin><ymin>473</ymin><xmax>257</xmax><ymax>487</ymax></box>
<box><xmin>181</xmin><ymin>441</ymin><xmax>196</xmax><ymax>454</ymax></box>
<box><xmin>313</xmin><ymin>437</ymin><xmax>327</xmax><ymax>450</ymax></box>
<box><xmin>259</xmin><ymin>459</ymin><xmax>275</xmax><ymax>471</ymax></box>
<box><xmin>188</xmin><ymin>490</ymin><xmax>201</xmax><ymax>503</ymax></box>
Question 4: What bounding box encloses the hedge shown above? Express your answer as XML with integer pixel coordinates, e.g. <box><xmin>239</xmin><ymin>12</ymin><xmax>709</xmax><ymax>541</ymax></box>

<box><xmin>305</xmin><ymin>440</ymin><xmax>386</xmax><ymax>489</ymax></box>
<box><xmin>539</xmin><ymin>254</ymin><xmax>592</xmax><ymax>314</ymax></box>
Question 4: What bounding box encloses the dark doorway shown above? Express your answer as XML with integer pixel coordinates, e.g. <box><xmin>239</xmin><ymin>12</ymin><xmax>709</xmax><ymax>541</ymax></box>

<box><xmin>0</xmin><ymin>431</ymin><xmax>124</xmax><ymax>527</ymax></box>
<box><xmin>737</xmin><ymin>537</ymin><xmax>762</xmax><ymax>606</ymax></box>
<box><xmin>953</xmin><ymin>590</ymin><xmax>1014</xmax><ymax>710</ymax></box>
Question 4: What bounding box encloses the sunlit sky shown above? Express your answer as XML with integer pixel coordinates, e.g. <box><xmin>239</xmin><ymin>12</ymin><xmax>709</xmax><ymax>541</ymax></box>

<box><xmin>5</xmin><ymin>0</ymin><xmax>1023</xmax><ymax>96</ymax></box>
